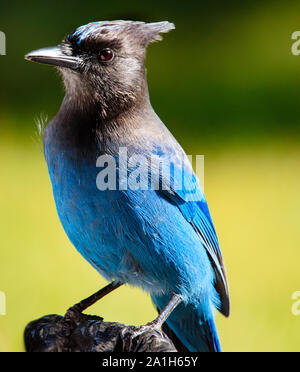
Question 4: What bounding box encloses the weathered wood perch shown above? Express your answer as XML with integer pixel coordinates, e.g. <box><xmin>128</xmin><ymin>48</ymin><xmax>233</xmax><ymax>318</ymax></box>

<box><xmin>24</xmin><ymin>282</ymin><xmax>179</xmax><ymax>352</ymax></box>
<box><xmin>24</xmin><ymin>312</ymin><xmax>177</xmax><ymax>352</ymax></box>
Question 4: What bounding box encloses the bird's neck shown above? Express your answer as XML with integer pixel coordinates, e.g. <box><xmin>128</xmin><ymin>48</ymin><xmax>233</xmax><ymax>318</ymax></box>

<box><xmin>60</xmin><ymin>66</ymin><xmax>151</xmax><ymax>123</ymax></box>
<box><xmin>45</xmin><ymin>85</ymin><xmax>159</xmax><ymax>157</ymax></box>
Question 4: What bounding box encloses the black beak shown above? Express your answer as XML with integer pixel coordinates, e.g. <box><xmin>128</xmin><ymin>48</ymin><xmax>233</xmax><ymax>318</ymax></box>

<box><xmin>25</xmin><ymin>46</ymin><xmax>81</xmax><ymax>70</ymax></box>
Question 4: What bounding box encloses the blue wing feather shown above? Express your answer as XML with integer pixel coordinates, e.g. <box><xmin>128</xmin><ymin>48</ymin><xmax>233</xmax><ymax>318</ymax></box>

<box><xmin>157</xmin><ymin>155</ymin><xmax>230</xmax><ymax>316</ymax></box>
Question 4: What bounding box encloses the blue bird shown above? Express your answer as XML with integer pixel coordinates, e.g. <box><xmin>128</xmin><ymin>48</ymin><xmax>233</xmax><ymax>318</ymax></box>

<box><xmin>25</xmin><ymin>20</ymin><xmax>230</xmax><ymax>352</ymax></box>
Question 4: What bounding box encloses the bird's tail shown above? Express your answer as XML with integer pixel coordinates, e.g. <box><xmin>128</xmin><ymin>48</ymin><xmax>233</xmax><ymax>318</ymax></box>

<box><xmin>152</xmin><ymin>293</ymin><xmax>221</xmax><ymax>352</ymax></box>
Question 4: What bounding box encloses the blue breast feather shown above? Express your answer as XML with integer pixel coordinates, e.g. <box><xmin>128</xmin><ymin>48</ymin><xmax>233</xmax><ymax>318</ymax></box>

<box><xmin>44</xmin><ymin>138</ymin><xmax>228</xmax><ymax>316</ymax></box>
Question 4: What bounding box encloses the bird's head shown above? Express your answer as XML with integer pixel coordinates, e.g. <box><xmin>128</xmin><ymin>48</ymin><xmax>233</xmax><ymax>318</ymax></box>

<box><xmin>25</xmin><ymin>20</ymin><xmax>175</xmax><ymax>119</ymax></box>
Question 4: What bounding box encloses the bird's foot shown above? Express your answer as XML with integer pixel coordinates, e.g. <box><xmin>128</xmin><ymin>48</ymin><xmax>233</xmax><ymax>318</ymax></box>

<box><xmin>62</xmin><ymin>281</ymin><xmax>122</xmax><ymax>323</ymax></box>
<box><xmin>115</xmin><ymin>293</ymin><xmax>182</xmax><ymax>352</ymax></box>
<box><xmin>117</xmin><ymin>324</ymin><xmax>176</xmax><ymax>352</ymax></box>
<box><xmin>54</xmin><ymin>281</ymin><xmax>122</xmax><ymax>351</ymax></box>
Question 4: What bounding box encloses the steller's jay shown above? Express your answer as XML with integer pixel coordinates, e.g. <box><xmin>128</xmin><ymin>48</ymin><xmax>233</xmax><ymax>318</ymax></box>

<box><xmin>25</xmin><ymin>20</ymin><xmax>229</xmax><ymax>352</ymax></box>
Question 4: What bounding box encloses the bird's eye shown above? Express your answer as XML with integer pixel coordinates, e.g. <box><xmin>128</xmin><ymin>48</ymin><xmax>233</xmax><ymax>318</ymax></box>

<box><xmin>97</xmin><ymin>48</ymin><xmax>114</xmax><ymax>62</ymax></box>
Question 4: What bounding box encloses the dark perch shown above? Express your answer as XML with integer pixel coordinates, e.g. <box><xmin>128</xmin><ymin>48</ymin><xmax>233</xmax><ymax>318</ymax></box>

<box><xmin>24</xmin><ymin>313</ymin><xmax>178</xmax><ymax>352</ymax></box>
<box><xmin>24</xmin><ymin>283</ymin><xmax>178</xmax><ymax>352</ymax></box>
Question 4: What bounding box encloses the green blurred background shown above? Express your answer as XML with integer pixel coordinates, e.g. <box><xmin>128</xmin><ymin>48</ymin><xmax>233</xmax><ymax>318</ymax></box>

<box><xmin>1</xmin><ymin>0</ymin><xmax>300</xmax><ymax>352</ymax></box>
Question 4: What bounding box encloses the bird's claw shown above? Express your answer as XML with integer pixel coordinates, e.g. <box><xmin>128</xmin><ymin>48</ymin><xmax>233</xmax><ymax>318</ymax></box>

<box><xmin>116</xmin><ymin>325</ymin><xmax>176</xmax><ymax>352</ymax></box>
